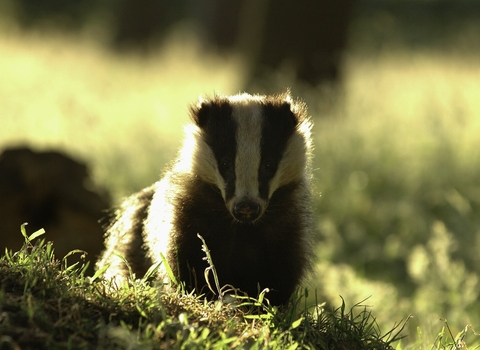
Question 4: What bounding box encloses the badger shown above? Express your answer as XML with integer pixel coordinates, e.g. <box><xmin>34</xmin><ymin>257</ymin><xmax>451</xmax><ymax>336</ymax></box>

<box><xmin>96</xmin><ymin>92</ymin><xmax>314</xmax><ymax>306</ymax></box>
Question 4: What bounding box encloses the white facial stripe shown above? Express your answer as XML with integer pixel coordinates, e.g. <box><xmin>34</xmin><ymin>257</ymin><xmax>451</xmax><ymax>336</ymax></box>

<box><xmin>232</xmin><ymin>101</ymin><xmax>263</xmax><ymax>200</ymax></box>
<box><xmin>270</xmin><ymin>133</ymin><xmax>305</xmax><ymax>195</ymax></box>
<box><xmin>177</xmin><ymin>125</ymin><xmax>227</xmax><ymax>197</ymax></box>
<box><xmin>269</xmin><ymin>119</ymin><xmax>312</xmax><ymax>195</ymax></box>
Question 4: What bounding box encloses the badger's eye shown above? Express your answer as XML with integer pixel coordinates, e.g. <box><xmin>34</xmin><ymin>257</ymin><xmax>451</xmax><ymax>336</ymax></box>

<box><xmin>219</xmin><ymin>157</ymin><xmax>232</xmax><ymax>171</ymax></box>
<box><xmin>260</xmin><ymin>159</ymin><xmax>276</xmax><ymax>177</ymax></box>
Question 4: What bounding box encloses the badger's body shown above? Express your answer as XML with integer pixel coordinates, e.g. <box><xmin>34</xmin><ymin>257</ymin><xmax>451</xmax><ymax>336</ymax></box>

<box><xmin>96</xmin><ymin>92</ymin><xmax>314</xmax><ymax>305</ymax></box>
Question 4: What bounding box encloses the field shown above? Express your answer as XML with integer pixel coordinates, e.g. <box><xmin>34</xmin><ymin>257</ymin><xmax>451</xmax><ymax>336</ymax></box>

<box><xmin>1</xmin><ymin>12</ymin><xmax>480</xmax><ymax>348</ymax></box>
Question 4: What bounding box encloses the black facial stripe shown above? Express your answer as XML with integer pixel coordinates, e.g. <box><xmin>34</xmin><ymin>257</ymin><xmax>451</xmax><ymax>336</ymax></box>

<box><xmin>196</xmin><ymin>99</ymin><xmax>237</xmax><ymax>200</ymax></box>
<box><xmin>258</xmin><ymin>102</ymin><xmax>297</xmax><ymax>199</ymax></box>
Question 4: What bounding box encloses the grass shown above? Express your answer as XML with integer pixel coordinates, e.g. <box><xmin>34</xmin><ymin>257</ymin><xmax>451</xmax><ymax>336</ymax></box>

<box><xmin>0</xmin><ymin>225</ymin><xmax>403</xmax><ymax>349</ymax></box>
<box><xmin>2</xmin><ymin>11</ymin><xmax>480</xmax><ymax>349</ymax></box>
<box><xmin>311</xmin><ymin>48</ymin><xmax>480</xmax><ymax>337</ymax></box>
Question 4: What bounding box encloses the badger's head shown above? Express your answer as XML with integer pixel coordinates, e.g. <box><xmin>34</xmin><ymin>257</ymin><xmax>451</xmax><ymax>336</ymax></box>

<box><xmin>179</xmin><ymin>92</ymin><xmax>312</xmax><ymax>223</ymax></box>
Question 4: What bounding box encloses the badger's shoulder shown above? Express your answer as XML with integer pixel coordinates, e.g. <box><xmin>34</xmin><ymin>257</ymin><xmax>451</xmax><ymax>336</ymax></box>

<box><xmin>96</xmin><ymin>184</ymin><xmax>156</xmax><ymax>280</ymax></box>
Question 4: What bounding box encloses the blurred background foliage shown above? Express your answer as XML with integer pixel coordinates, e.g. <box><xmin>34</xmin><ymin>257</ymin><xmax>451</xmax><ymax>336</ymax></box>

<box><xmin>1</xmin><ymin>0</ymin><xmax>480</xmax><ymax>344</ymax></box>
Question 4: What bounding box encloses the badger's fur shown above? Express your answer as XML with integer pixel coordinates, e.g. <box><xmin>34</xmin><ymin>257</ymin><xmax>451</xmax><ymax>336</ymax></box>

<box><xmin>96</xmin><ymin>92</ymin><xmax>314</xmax><ymax>305</ymax></box>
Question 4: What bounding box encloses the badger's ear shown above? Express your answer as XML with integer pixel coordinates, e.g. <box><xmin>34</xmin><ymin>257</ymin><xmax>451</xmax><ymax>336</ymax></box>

<box><xmin>189</xmin><ymin>96</ymin><xmax>231</xmax><ymax>129</ymax></box>
<box><xmin>282</xmin><ymin>94</ymin><xmax>309</xmax><ymax>126</ymax></box>
<box><xmin>280</xmin><ymin>101</ymin><xmax>299</xmax><ymax>127</ymax></box>
<box><xmin>190</xmin><ymin>99</ymin><xmax>212</xmax><ymax>128</ymax></box>
<box><xmin>264</xmin><ymin>92</ymin><xmax>299</xmax><ymax>127</ymax></box>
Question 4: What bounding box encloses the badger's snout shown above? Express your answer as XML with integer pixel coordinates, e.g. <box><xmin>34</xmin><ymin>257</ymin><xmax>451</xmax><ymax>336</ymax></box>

<box><xmin>232</xmin><ymin>201</ymin><xmax>261</xmax><ymax>222</ymax></box>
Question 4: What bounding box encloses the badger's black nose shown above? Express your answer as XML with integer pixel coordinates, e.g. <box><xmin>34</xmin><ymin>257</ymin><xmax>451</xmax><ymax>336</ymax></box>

<box><xmin>233</xmin><ymin>201</ymin><xmax>261</xmax><ymax>222</ymax></box>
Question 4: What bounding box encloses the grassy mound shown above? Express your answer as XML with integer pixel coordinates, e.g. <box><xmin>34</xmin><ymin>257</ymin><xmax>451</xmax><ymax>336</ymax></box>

<box><xmin>0</xmin><ymin>225</ymin><xmax>404</xmax><ymax>349</ymax></box>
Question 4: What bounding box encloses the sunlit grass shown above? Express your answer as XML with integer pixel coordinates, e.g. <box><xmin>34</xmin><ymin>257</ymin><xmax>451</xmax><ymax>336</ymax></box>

<box><xmin>0</xmin><ymin>225</ymin><xmax>403</xmax><ymax>349</ymax></box>
<box><xmin>312</xmin><ymin>48</ymin><xmax>480</xmax><ymax>341</ymax></box>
